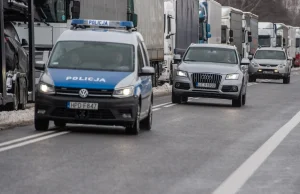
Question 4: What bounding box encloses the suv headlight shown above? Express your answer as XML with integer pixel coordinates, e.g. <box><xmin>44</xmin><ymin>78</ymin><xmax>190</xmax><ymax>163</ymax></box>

<box><xmin>226</xmin><ymin>74</ymin><xmax>239</xmax><ymax>80</ymax></box>
<box><xmin>113</xmin><ymin>86</ymin><xmax>134</xmax><ymax>98</ymax></box>
<box><xmin>176</xmin><ymin>70</ymin><xmax>187</xmax><ymax>77</ymax></box>
<box><xmin>39</xmin><ymin>82</ymin><xmax>55</xmax><ymax>94</ymax></box>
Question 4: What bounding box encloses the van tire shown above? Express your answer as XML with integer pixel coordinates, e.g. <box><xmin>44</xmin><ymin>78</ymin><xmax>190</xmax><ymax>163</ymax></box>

<box><xmin>35</xmin><ymin>118</ymin><xmax>49</xmax><ymax>131</ymax></box>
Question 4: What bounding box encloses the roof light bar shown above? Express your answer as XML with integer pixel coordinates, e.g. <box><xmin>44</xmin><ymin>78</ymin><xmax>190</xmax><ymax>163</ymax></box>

<box><xmin>71</xmin><ymin>19</ymin><xmax>134</xmax><ymax>29</ymax></box>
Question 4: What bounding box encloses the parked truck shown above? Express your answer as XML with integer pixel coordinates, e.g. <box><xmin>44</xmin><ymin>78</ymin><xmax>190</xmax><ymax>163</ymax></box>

<box><xmin>287</xmin><ymin>26</ymin><xmax>297</xmax><ymax>66</ymax></box>
<box><xmin>221</xmin><ymin>6</ymin><xmax>243</xmax><ymax>57</ymax></box>
<box><xmin>242</xmin><ymin>12</ymin><xmax>258</xmax><ymax>58</ymax></box>
<box><xmin>160</xmin><ymin>0</ymin><xmax>199</xmax><ymax>85</ymax></box>
<box><xmin>198</xmin><ymin>0</ymin><xmax>222</xmax><ymax>44</ymax></box>
<box><xmin>258</xmin><ymin>22</ymin><xmax>277</xmax><ymax>47</ymax></box>
<box><xmin>275</xmin><ymin>23</ymin><xmax>289</xmax><ymax>51</ymax></box>
<box><xmin>13</xmin><ymin>0</ymin><xmax>164</xmax><ymax>86</ymax></box>
<box><xmin>294</xmin><ymin>27</ymin><xmax>300</xmax><ymax>67</ymax></box>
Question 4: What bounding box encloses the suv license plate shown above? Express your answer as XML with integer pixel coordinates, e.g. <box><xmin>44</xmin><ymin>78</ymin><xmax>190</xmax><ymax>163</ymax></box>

<box><xmin>67</xmin><ymin>102</ymin><xmax>98</xmax><ymax>110</ymax></box>
<box><xmin>263</xmin><ymin>71</ymin><xmax>274</xmax><ymax>74</ymax></box>
<box><xmin>197</xmin><ymin>83</ymin><xmax>216</xmax><ymax>88</ymax></box>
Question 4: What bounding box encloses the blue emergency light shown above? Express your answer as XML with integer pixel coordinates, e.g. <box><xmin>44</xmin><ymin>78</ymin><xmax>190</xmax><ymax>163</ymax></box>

<box><xmin>71</xmin><ymin>19</ymin><xmax>134</xmax><ymax>29</ymax></box>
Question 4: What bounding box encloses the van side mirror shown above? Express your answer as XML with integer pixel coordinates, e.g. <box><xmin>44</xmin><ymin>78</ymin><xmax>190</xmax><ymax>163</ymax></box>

<box><xmin>71</xmin><ymin>1</ymin><xmax>81</xmax><ymax>19</ymax></box>
<box><xmin>35</xmin><ymin>61</ymin><xmax>45</xmax><ymax>71</ymax></box>
<box><xmin>241</xmin><ymin>58</ymin><xmax>250</xmax><ymax>65</ymax></box>
<box><xmin>21</xmin><ymin>38</ymin><xmax>28</xmax><ymax>46</ymax></box>
<box><xmin>248</xmin><ymin>55</ymin><xmax>253</xmax><ymax>60</ymax></box>
<box><xmin>229</xmin><ymin>29</ymin><xmax>233</xmax><ymax>37</ymax></box>
<box><xmin>139</xmin><ymin>66</ymin><xmax>155</xmax><ymax>76</ymax></box>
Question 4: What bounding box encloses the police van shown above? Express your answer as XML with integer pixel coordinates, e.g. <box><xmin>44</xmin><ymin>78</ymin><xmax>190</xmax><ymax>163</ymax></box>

<box><xmin>34</xmin><ymin>19</ymin><xmax>155</xmax><ymax>135</ymax></box>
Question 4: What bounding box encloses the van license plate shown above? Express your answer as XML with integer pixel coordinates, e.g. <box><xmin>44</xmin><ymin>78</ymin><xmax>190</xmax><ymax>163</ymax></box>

<box><xmin>263</xmin><ymin>71</ymin><xmax>273</xmax><ymax>74</ymax></box>
<box><xmin>67</xmin><ymin>102</ymin><xmax>98</xmax><ymax>110</ymax></box>
<box><xmin>197</xmin><ymin>83</ymin><xmax>216</xmax><ymax>88</ymax></box>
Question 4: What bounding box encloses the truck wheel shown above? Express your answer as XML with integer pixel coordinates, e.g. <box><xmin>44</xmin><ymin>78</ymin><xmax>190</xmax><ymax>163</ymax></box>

<box><xmin>8</xmin><ymin>83</ymin><xmax>19</xmax><ymax>111</ymax></box>
<box><xmin>126</xmin><ymin>104</ymin><xmax>140</xmax><ymax>135</ymax></box>
<box><xmin>19</xmin><ymin>87</ymin><xmax>27</xmax><ymax>110</ymax></box>
<box><xmin>141</xmin><ymin>101</ymin><xmax>152</xmax><ymax>131</ymax></box>
<box><xmin>35</xmin><ymin>118</ymin><xmax>49</xmax><ymax>131</ymax></box>
<box><xmin>54</xmin><ymin>121</ymin><xmax>66</xmax><ymax>128</ymax></box>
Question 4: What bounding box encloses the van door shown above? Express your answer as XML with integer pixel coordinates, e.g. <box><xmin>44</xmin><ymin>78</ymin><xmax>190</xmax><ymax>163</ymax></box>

<box><xmin>137</xmin><ymin>43</ymin><xmax>151</xmax><ymax>118</ymax></box>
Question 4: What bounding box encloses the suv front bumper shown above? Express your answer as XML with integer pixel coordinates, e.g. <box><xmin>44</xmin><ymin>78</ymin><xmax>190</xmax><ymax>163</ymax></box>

<box><xmin>248</xmin><ymin>65</ymin><xmax>290</xmax><ymax>79</ymax></box>
<box><xmin>35</xmin><ymin>93</ymin><xmax>139</xmax><ymax>126</ymax></box>
<box><xmin>173</xmin><ymin>75</ymin><xmax>243</xmax><ymax>100</ymax></box>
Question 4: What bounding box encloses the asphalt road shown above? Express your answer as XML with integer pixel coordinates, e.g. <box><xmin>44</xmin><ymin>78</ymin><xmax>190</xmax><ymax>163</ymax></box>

<box><xmin>1</xmin><ymin>72</ymin><xmax>300</xmax><ymax>194</ymax></box>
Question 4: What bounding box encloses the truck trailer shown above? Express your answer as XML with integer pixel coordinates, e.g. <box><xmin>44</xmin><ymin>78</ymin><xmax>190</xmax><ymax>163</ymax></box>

<box><xmin>199</xmin><ymin>0</ymin><xmax>222</xmax><ymax>44</ymax></box>
<box><xmin>275</xmin><ymin>23</ymin><xmax>289</xmax><ymax>51</ymax></box>
<box><xmin>160</xmin><ymin>0</ymin><xmax>199</xmax><ymax>85</ymax></box>
<box><xmin>221</xmin><ymin>6</ymin><xmax>243</xmax><ymax>56</ymax></box>
<box><xmin>242</xmin><ymin>12</ymin><xmax>258</xmax><ymax>58</ymax></box>
<box><xmin>287</xmin><ymin>25</ymin><xmax>296</xmax><ymax>66</ymax></box>
<box><xmin>13</xmin><ymin>0</ymin><xmax>164</xmax><ymax>87</ymax></box>
<box><xmin>258</xmin><ymin>22</ymin><xmax>277</xmax><ymax>47</ymax></box>
<box><xmin>1</xmin><ymin>0</ymin><xmax>36</xmax><ymax>111</ymax></box>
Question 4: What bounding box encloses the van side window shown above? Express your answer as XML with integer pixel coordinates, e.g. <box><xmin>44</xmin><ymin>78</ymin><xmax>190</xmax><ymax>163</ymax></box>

<box><xmin>140</xmin><ymin>42</ymin><xmax>150</xmax><ymax>66</ymax></box>
<box><xmin>137</xmin><ymin>45</ymin><xmax>145</xmax><ymax>71</ymax></box>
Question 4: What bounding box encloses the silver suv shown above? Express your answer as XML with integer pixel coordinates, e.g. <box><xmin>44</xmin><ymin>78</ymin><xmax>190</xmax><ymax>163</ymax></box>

<box><xmin>172</xmin><ymin>44</ymin><xmax>248</xmax><ymax>107</ymax></box>
<box><xmin>248</xmin><ymin>47</ymin><xmax>291</xmax><ymax>84</ymax></box>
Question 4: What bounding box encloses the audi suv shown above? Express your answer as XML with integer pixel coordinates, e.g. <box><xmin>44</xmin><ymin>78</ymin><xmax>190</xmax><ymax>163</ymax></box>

<box><xmin>172</xmin><ymin>44</ymin><xmax>248</xmax><ymax>107</ymax></box>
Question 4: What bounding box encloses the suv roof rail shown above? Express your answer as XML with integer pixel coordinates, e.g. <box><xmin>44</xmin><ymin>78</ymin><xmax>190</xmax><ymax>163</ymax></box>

<box><xmin>70</xmin><ymin>19</ymin><xmax>136</xmax><ymax>31</ymax></box>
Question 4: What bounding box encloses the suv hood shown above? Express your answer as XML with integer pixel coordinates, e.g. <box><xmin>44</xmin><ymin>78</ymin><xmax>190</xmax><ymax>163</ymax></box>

<box><xmin>179</xmin><ymin>62</ymin><xmax>240</xmax><ymax>74</ymax></box>
<box><xmin>252</xmin><ymin>59</ymin><xmax>286</xmax><ymax>65</ymax></box>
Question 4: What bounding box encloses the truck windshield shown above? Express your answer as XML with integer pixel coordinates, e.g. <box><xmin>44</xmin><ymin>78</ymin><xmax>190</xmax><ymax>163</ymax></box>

<box><xmin>254</xmin><ymin>50</ymin><xmax>286</xmax><ymax>60</ymax></box>
<box><xmin>183</xmin><ymin>47</ymin><xmax>238</xmax><ymax>64</ymax></box>
<box><xmin>258</xmin><ymin>36</ymin><xmax>271</xmax><ymax>47</ymax></box>
<box><xmin>48</xmin><ymin>41</ymin><xmax>135</xmax><ymax>72</ymax></box>
<box><xmin>37</xmin><ymin>0</ymin><xmax>67</xmax><ymax>22</ymax></box>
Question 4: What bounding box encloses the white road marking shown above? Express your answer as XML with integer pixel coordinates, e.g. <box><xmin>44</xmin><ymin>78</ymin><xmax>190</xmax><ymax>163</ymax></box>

<box><xmin>164</xmin><ymin>104</ymin><xmax>176</xmax><ymax>108</ymax></box>
<box><xmin>0</xmin><ymin>131</ymin><xmax>56</xmax><ymax>147</ymax></box>
<box><xmin>0</xmin><ymin>131</ymin><xmax>70</xmax><ymax>153</ymax></box>
<box><xmin>152</xmin><ymin>108</ymin><xmax>161</xmax><ymax>112</ymax></box>
<box><xmin>153</xmin><ymin>102</ymin><xmax>172</xmax><ymax>109</ymax></box>
<box><xmin>212</xmin><ymin>110</ymin><xmax>300</xmax><ymax>194</ymax></box>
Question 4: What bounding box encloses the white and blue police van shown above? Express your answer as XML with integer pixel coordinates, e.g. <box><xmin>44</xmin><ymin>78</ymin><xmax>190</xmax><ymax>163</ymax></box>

<box><xmin>34</xmin><ymin>19</ymin><xmax>155</xmax><ymax>135</ymax></box>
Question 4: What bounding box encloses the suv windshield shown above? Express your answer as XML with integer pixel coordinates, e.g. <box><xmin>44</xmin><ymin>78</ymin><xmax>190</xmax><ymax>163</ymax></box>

<box><xmin>183</xmin><ymin>47</ymin><xmax>238</xmax><ymax>64</ymax></box>
<box><xmin>254</xmin><ymin>50</ymin><xmax>286</xmax><ymax>60</ymax></box>
<box><xmin>48</xmin><ymin>41</ymin><xmax>134</xmax><ymax>72</ymax></box>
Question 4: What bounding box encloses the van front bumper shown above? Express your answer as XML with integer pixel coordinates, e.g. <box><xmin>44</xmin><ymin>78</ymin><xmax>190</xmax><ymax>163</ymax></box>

<box><xmin>35</xmin><ymin>93</ymin><xmax>139</xmax><ymax>126</ymax></box>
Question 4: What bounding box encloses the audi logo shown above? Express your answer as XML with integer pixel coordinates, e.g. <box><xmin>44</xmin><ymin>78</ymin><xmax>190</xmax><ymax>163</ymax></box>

<box><xmin>201</xmin><ymin>75</ymin><xmax>213</xmax><ymax>79</ymax></box>
<box><xmin>79</xmin><ymin>89</ymin><xmax>89</xmax><ymax>98</ymax></box>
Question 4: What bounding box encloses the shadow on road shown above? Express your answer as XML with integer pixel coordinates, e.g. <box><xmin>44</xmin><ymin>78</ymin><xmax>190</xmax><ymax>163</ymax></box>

<box><xmin>51</xmin><ymin>125</ymin><xmax>148</xmax><ymax>136</ymax></box>
<box><xmin>183</xmin><ymin>101</ymin><xmax>233</xmax><ymax>108</ymax></box>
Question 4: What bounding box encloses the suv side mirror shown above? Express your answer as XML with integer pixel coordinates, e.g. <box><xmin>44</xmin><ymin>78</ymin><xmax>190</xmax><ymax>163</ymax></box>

<box><xmin>248</xmin><ymin>55</ymin><xmax>253</xmax><ymax>60</ymax></box>
<box><xmin>139</xmin><ymin>66</ymin><xmax>155</xmax><ymax>76</ymax></box>
<box><xmin>21</xmin><ymin>38</ymin><xmax>28</xmax><ymax>46</ymax></box>
<box><xmin>71</xmin><ymin>1</ymin><xmax>81</xmax><ymax>19</ymax></box>
<box><xmin>35</xmin><ymin>61</ymin><xmax>45</xmax><ymax>71</ymax></box>
<box><xmin>173</xmin><ymin>54</ymin><xmax>181</xmax><ymax>63</ymax></box>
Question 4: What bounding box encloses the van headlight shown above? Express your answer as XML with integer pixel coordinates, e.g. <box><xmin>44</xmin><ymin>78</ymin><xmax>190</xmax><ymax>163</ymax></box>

<box><xmin>113</xmin><ymin>86</ymin><xmax>134</xmax><ymax>98</ymax></box>
<box><xmin>39</xmin><ymin>82</ymin><xmax>55</xmax><ymax>94</ymax></box>
<box><xmin>226</xmin><ymin>74</ymin><xmax>239</xmax><ymax>80</ymax></box>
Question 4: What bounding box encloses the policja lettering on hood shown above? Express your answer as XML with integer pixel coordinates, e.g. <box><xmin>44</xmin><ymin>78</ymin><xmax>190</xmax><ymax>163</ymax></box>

<box><xmin>66</xmin><ymin>76</ymin><xmax>106</xmax><ymax>82</ymax></box>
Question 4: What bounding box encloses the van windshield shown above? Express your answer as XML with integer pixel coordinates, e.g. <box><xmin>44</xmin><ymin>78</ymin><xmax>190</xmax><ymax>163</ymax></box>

<box><xmin>48</xmin><ymin>41</ymin><xmax>135</xmax><ymax>72</ymax></box>
<box><xmin>183</xmin><ymin>47</ymin><xmax>238</xmax><ymax>64</ymax></box>
<box><xmin>254</xmin><ymin>50</ymin><xmax>286</xmax><ymax>60</ymax></box>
